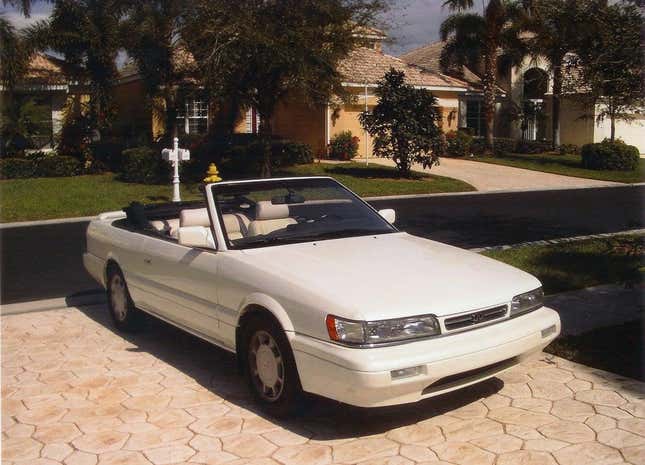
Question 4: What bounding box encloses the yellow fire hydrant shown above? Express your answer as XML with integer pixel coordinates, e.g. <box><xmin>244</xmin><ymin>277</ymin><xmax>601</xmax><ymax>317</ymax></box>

<box><xmin>203</xmin><ymin>163</ymin><xmax>222</xmax><ymax>183</ymax></box>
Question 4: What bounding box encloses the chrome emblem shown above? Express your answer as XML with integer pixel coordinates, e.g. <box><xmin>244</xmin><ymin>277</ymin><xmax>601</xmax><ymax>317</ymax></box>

<box><xmin>470</xmin><ymin>313</ymin><xmax>483</xmax><ymax>324</ymax></box>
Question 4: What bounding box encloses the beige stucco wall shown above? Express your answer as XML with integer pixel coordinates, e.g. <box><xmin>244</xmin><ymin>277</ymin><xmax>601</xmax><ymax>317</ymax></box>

<box><xmin>330</xmin><ymin>87</ymin><xmax>462</xmax><ymax>158</ymax></box>
<box><xmin>271</xmin><ymin>96</ymin><xmax>327</xmax><ymax>157</ymax></box>
<box><xmin>594</xmin><ymin>111</ymin><xmax>645</xmax><ymax>154</ymax></box>
<box><xmin>559</xmin><ymin>96</ymin><xmax>595</xmax><ymax>147</ymax></box>
<box><xmin>329</xmin><ymin>89</ymin><xmax>377</xmax><ymax>159</ymax></box>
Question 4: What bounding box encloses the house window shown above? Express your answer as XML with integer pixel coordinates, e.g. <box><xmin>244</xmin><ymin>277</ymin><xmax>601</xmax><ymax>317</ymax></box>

<box><xmin>466</xmin><ymin>99</ymin><xmax>485</xmax><ymax>137</ymax></box>
<box><xmin>177</xmin><ymin>98</ymin><xmax>208</xmax><ymax>135</ymax></box>
<box><xmin>245</xmin><ymin>108</ymin><xmax>261</xmax><ymax>134</ymax></box>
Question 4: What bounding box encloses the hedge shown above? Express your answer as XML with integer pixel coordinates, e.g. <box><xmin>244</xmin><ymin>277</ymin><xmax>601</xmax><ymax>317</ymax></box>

<box><xmin>581</xmin><ymin>140</ymin><xmax>640</xmax><ymax>171</ymax></box>
<box><xmin>0</xmin><ymin>155</ymin><xmax>82</xmax><ymax>179</ymax></box>
<box><xmin>120</xmin><ymin>146</ymin><xmax>171</xmax><ymax>184</ymax></box>
<box><xmin>471</xmin><ymin>137</ymin><xmax>516</xmax><ymax>156</ymax></box>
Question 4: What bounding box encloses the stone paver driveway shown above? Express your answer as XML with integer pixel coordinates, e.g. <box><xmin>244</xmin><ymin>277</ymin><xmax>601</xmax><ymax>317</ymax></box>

<box><xmin>363</xmin><ymin>157</ymin><xmax>620</xmax><ymax>192</ymax></box>
<box><xmin>2</xmin><ymin>305</ymin><xmax>645</xmax><ymax>465</ymax></box>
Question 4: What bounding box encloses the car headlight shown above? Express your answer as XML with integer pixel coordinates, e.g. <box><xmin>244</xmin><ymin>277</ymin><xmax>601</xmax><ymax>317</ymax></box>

<box><xmin>326</xmin><ymin>314</ymin><xmax>440</xmax><ymax>346</ymax></box>
<box><xmin>511</xmin><ymin>287</ymin><xmax>544</xmax><ymax>316</ymax></box>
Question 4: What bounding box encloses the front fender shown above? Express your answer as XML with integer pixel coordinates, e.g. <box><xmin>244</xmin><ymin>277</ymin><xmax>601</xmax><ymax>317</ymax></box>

<box><xmin>237</xmin><ymin>292</ymin><xmax>295</xmax><ymax>332</ymax></box>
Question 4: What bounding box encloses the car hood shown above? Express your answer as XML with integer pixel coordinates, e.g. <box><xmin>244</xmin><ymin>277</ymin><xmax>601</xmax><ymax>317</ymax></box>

<box><xmin>240</xmin><ymin>232</ymin><xmax>541</xmax><ymax>320</ymax></box>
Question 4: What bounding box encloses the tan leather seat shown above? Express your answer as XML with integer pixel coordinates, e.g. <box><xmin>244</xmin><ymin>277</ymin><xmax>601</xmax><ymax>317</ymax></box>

<box><xmin>248</xmin><ymin>201</ymin><xmax>296</xmax><ymax>236</ymax></box>
<box><xmin>222</xmin><ymin>213</ymin><xmax>250</xmax><ymax>241</ymax></box>
<box><xmin>180</xmin><ymin>208</ymin><xmax>210</xmax><ymax>228</ymax></box>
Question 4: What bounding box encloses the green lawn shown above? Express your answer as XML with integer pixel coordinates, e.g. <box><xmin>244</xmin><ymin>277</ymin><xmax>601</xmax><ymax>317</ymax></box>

<box><xmin>280</xmin><ymin>162</ymin><xmax>475</xmax><ymax>197</ymax></box>
<box><xmin>484</xmin><ymin>234</ymin><xmax>644</xmax><ymax>380</ymax></box>
<box><xmin>0</xmin><ymin>162</ymin><xmax>474</xmax><ymax>222</ymax></box>
<box><xmin>483</xmin><ymin>234</ymin><xmax>643</xmax><ymax>295</ymax></box>
<box><xmin>472</xmin><ymin>152</ymin><xmax>645</xmax><ymax>183</ymax></box>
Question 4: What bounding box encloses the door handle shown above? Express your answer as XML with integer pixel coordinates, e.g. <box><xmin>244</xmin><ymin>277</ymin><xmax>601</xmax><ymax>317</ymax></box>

<box><xmin>144</xmin><ymin>258</ymin><xmax>152</xmax><ymax>264</ymax></box>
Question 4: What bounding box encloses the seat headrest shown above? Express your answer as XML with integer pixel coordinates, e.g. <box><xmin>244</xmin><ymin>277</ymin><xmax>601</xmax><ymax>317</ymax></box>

<box><xmin>255</xmin><ymin>201</ymin><xmax>290</xmax><ymax>220</ymax></box>
<box><xmin>222</xmin><ymin>214</ymin><xmax>244</xmax><ymax>233</ymax></box>
<box><xmin>180</xmin><ymin>208</ymin><xmax>210</xmax><ymax>227</ymax></box>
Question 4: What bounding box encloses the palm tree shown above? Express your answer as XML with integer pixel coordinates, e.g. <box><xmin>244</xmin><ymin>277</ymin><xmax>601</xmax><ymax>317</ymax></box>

<box><xmin>440</xmin><ymin>0</ymin><xmax>526</xmax><ymax>150</ymax></box>
<box><xmin>24</xmin><ymin>0</ymin><xmax>124</xmax><ymax>134</ymax></box>
<box><xmin>0</xmin><ymin>16</ymin><xmax>28</xmax><ymax>90</ymax></box>
<box><xmin>121</xmin><ymin>0</ymin><xmax>193</xmax><ymax>140</ymax></box>
<box><xmin>522</xmin><ymin>0</ymin><xmax>586</xmax><ymax>148</ymax></box>
<box><xmin>2</xmin><ymin>0</ymin><xmax>38</xmax><ymax>16</ymax></box>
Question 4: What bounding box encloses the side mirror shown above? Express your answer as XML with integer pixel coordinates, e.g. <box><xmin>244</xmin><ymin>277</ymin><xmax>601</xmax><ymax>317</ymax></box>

<box><xmin>178</xmin><ymin>226</ymin><xmax>215</xmax><ymax>249</ymax></box>
<box><xmin>378</xmin><ymin>208</ymin><xmax>396</xmax><ymax>224</ymax></box>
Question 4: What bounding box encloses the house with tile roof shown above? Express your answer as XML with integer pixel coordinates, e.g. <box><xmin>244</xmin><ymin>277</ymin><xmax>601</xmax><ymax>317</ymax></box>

<box><xmin>401</xmin><ymin>41</ymin><xmax>645</xmax><ymax>153</ymax></box>
<box><xmin>111</xmin><ymin>31</ymin><xmax>471</xmax><ymax>158</ymax></box>
<box><xmin>0</xmin><ymin>53</ymin><xmax>88</xmax><ymax>152</ymax></box>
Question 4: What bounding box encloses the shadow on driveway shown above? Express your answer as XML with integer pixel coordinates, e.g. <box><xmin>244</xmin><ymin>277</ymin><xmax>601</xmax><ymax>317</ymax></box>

<box><xmin>77</xmin><ymin>303</ymin><xmax>504</xmax><ymax>437</ymax></box>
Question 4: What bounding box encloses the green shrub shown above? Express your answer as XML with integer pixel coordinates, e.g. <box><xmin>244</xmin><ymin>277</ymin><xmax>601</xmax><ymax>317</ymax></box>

<box><xmin>275</xmin><ymin>141</ymin><xmax>313</xmax><ymax>165</ymax></box>
<box><xmin>89</xmin><ymin>141</ymin><xmax>125</xmax><ymax>171</ymax></box>
<box><xmin>445</xmin><ymin>130</ymin><xmax>473</xmax><ymax>157</ymax></box>
<box><xmin>559</xmin><ymin>144</ymin><xmax>579</xmax><ymax>155</ymax></box>
<box><xmin>471</xmin><ymin>137</ymin><xmax>516</xmax><ymax>156</ymax></box>
<box><xmin>328</xmin><ymin>131</ymin><xmax>360</xmax><ymax>160</ymax></box>
<box><xmin>581</xmin><ymin>140</ymin><xmax>640</xmax><ymax>171</ymax></box>
<box><xmin>120</xmin><ymin>146</ymin><xmax>171</xmax><ymax>184</ymax></box>
<box><xmin>37</xmin><ymin>156</ymin><xmax>82</xmax><ymax>177</ymax></box>
<box><xmin>0</xmin><ymin>154</ymin><xmax>83</xmax><ymax>179</ymax></box>
<box><xmin>516</xmin><ymin>140</ymin><xmax>553</xmax><ymax>154</ymax></box>
<box><xmin>0</xmin><ymin>158</ymin><xmax>36</xmax><ymax>179</ymax></box>
<box><xmin>216</xmin><ymin>138</ymin><xmax>313</xmax><ymax>178</ymax></box>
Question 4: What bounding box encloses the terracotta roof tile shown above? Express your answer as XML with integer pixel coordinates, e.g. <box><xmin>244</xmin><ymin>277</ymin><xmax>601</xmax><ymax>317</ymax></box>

<box><xmin>338</xmin><ymin>46</ymin><xmax>468</xmax><ymax>89</ymax></box>
<box><xmin>23</xmin><ymin>53</ymin><xmax>75</xmax><ymax>85</ymax></box>
<box><xmin>400</xmin><ymin>41</ymin><xmax>484</xmax><ymax>91</ymax></box>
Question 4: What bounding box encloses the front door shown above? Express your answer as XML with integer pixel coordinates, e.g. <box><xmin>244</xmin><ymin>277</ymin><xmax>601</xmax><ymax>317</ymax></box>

<box><xmin>136</xmin><ymin>235</ymin><xmax>227</xmax><ymax>347</ymax></box>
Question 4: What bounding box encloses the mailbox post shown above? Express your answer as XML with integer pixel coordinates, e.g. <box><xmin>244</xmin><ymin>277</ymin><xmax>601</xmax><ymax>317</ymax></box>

<box><xmin>161</xmin><ymin>137</ymin><xmax>190</xmax><ymax>202</ymax></box>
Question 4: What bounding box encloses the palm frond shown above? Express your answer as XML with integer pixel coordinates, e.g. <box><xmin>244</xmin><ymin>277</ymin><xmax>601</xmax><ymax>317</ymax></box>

<box><xmin>0</xmin><ymin>16</ymin><xmax>28</xmax><ymax>88</ymax></box>
<box><xmin>442</xmin><ymin>0</ymin><xmax>475</xmax><ymax>11</ymax></box>
<box><xmin>440</xmin><ymin>13</ymin><xmax>485</xmax><ymax>41</ymax></box>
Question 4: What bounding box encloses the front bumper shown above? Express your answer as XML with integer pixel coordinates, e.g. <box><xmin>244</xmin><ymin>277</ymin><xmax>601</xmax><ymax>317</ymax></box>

<box><xmin>290</xmin><ymin>306</ymin><xmax>560</xmax><ymax>407</ymax></box>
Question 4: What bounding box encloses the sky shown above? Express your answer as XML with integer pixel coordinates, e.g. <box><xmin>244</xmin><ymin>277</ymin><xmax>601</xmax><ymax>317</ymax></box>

<box><xmin>0</xmin><ymin>0</ymin><xmax>454</xmax><ymax>57</ymax></box>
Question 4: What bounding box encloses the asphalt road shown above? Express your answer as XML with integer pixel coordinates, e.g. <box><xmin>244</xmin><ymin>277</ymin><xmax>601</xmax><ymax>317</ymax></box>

<box><xmin>1</xmin><ymin>185</ymin><xmax>643</xmax><ymax>305</ymax></box>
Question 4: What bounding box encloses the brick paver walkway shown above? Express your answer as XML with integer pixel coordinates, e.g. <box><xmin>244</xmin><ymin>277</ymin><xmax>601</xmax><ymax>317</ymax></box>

<box><xmin>2</xmin><ymin>305</ymin><xmax>644</xmax><ymax>465</ymax></box>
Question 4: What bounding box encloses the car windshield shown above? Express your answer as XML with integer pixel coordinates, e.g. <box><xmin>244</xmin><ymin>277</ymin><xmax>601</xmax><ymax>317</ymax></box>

<box><xmin>210</xmin><ymin>177</ymin><xmax>396</xmax><ymax>249</ymax></box>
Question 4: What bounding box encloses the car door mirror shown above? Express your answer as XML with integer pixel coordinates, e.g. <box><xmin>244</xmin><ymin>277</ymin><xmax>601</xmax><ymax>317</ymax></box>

<box><xmin>177</xmin><ymin>226</ymin><xmax>215</xmax><ymax>249</ymax></box>
<box><xmin>378</xmin><ymin>208</ymin><xmax>396</xmax><ymax>224</ymax></box>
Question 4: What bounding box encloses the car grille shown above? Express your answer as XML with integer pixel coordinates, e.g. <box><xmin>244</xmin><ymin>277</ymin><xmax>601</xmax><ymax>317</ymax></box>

<box><xmin>444</xmin><ymin>305</ymin><xmax>508</xmax><ymax>331</ymax></box>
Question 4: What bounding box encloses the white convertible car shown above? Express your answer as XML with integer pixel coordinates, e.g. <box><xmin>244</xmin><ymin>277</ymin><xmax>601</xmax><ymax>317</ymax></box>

<box><xmin>84</xmin><ymin>176</ymin><xmax>560</xmax><ymax>415</ymax></box>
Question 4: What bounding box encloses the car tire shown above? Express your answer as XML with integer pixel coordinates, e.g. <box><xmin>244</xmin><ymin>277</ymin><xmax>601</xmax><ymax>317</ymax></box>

<box><xmin>106</xmin><ymin>265</ymin><xmax>143</xmax><ymax>332</ymax></box>
<box><xmin>242</xmin><ymin>314</ymin><xmax>307</xmax><ymax>417</ymax></box>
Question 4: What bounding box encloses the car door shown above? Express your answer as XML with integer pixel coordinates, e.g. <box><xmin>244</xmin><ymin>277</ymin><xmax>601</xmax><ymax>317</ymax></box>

<box><xmin>135</xmin><ymin>234</ymin><xmax>228</xmax><ymax>347</ymax></box>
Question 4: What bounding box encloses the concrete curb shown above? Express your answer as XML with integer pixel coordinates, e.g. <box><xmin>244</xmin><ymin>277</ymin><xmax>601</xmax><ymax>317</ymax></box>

<box><xmin>469</xmin><ymin>228</ymin><xmax>645</xmax><ymax>253</ymax></box>
<box><xmin>0</xmin><ymin>215</ymin><xmax>97</xmax><ymax>229</ymax></box>
<box><xmin>0</xmin><ymin>290</ymin><xmax>105</xmax><ymax>316</ymax></box>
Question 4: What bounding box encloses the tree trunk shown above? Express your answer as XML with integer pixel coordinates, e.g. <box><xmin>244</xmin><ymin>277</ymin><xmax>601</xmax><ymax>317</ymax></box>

<box><xmin>482</xmin><ymin>45</ymin><xmax>497</xmax><ymax>152</ymax></box>
<box><xmin>165</xmin><ymin>87</ymin><xmax>178</xmax><ymax>141</ymax></box>
<box><xmin>610</xmin><ymin>116</ymin><xmax>616</xmax><ymax>142</ymax></box>
<box><xmin>258</xmin><ymin>115</ymin><xmax>273</xmax><ymax>178</ymax></box>
<box><xmin>551</xmin><ymin>62</ymin><xmax>563</xmax><ymax>149</ymax></box>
